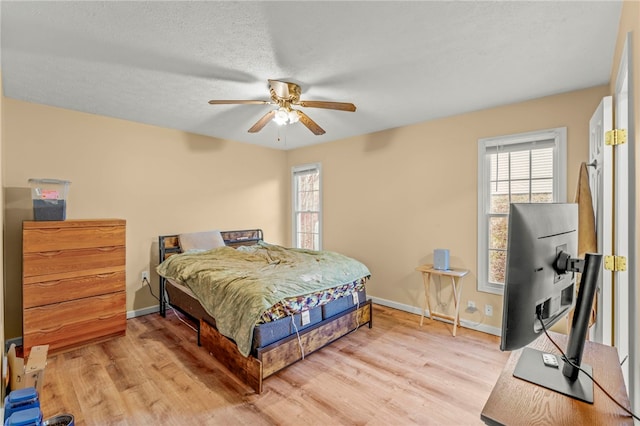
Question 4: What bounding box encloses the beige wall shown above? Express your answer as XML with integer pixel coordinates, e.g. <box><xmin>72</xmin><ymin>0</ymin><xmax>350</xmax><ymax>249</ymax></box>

<box><xmin>2</xmin><ymin>99</ymin><xmax>288</xmax><ymax>339</ymax></box>
<box><xmin>611</xmin><ymin>0</ymin><xmax>639</xmax><ymax>410</ymax></box>
<box><xmin>287</xmin><ymin>86</ymin><xmax>609</xmax><ymax>333</ymax></box>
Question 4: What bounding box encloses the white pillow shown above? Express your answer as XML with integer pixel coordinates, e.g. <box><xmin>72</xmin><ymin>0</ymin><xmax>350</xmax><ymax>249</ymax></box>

<box><xmin>178</xmin><ymin>230</ymin><xmax>226</xmax><ymax>252</ymax></box>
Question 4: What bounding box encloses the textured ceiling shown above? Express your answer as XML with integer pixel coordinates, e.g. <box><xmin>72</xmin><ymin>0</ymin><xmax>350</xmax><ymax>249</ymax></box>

<box><xmin>0</xmin><ymin>1</ymin><xmax>623</xmax><ymax>150</ymax></box>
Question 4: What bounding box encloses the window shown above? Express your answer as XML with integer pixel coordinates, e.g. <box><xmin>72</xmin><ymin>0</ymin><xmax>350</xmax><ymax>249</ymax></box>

<box><xmin>292</xmin><ymin>163</ymin><xmax>322</xmax><ymax>250</ymax></box>
<box><xmin>477</xmin><ymin>128</ymin><xmax>567</xmax><ymax>294</ymax></box>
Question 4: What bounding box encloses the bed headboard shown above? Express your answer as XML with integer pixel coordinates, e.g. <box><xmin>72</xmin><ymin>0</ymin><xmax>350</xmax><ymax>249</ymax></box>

<box><xmin>157</xmin><ymin>229</ymin><xmax>263</xmax><ymax>317</ymax></box>
<box><xmin>158</xmin><ymin>229</ymin><xmax>263</xmax><ymax>262</ymax></box>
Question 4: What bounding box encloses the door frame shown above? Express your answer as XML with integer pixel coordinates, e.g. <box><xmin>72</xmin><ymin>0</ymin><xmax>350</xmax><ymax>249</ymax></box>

<box><xmin>613</xmin><ymin>31</ymin><xmax>637</xmax><ymax>410</ymax></box>
<box><xmin>589</xmin><ymin>96</ymin><xmax>613</xmax><ymax>346</ymax></box>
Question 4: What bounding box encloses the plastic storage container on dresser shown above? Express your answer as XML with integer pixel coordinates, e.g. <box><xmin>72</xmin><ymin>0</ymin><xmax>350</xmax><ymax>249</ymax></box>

<box><xmin>28</xmin><ymin>179</ymin><xmax>71</xmax><ymax>221</ymax></box>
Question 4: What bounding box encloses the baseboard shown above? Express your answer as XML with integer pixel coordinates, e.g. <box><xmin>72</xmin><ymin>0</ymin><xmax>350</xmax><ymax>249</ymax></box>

<box><xmin>369</xmin><ymin>296</ymin><xmax>426</xmax><ymax>317</ymax></box>
<box><xmin>459</xmin><ymin>318</ymin><xmax>501</xmax><ymax>336</ymax></box>
<box><xmin>369</xmin><ymin>296</ymin><xmax>500</xmax><ymax>336</ymax></box>
<box><xmin>126</xmin><ymin>305</ymin><xmax>160</xmax><ymax>319</ymax></box>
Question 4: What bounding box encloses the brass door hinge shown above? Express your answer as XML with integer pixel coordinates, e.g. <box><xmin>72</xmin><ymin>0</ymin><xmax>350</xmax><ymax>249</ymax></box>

<box><xmin>605</xmin><ymin>129</ymin><xmax>627</xmax><ymax>146</ymax></box>
<box><xmin>604</xmin><ymin>255</ymin><xmax>627</xmax><ymax>271</ymax></box>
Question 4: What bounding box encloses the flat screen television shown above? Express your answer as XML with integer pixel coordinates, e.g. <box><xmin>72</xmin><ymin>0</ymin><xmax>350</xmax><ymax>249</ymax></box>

<box><xmin>500</xmin><ymin>203</ymin><xmax>602</xmax><ymax>403</ymax></box>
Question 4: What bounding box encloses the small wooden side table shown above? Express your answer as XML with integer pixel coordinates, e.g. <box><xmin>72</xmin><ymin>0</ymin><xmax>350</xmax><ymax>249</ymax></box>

<box><xmin>415</xmin><ymin>264</ymin><xmax>469</xmax><ymax>336</ymax></box>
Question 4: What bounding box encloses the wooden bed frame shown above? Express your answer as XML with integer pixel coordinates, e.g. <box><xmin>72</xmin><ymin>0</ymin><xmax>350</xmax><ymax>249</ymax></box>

<box><xmin>158</xmin><ymin>229</ymin><xmax>373</xmax><ymax>393</ymax></box>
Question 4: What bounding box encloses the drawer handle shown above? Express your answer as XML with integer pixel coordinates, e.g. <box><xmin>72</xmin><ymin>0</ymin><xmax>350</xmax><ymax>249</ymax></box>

<box><xmin>36</xmin><ymin>280</ymin><xmax>62</xmax><ymax>287</ymax></box>
<box><xmin>97</xmin><ymin>227</ymin><xmax>121</xmax><ymax>232</ymax></box>
<box><xmin>98</xmin><ymin>313</ymin><xmax>119</xmax><ymax>321</ymax></box>
<box><xmin>97</xmin><ymin>247</ymin><xmax>120</xmax><ymax>252</ymax></box>
<box><xmin>37</xmin><ymin>251</ymin><xmax>63</xmax><ymax>258</ymax></box>
<box><xmin>36</xmin><ymin>228</ymin><xmax>63</xmax><ymax>234</ymax></box>
<box><xmin>96</xmin><ymin>272</ymin><xmax>118</xmax><ymax>279</ymax></box>
<box><xmin>39</xmin><ymin>325</ymin><xmax>63</xmax><ymax>333</ymax></box>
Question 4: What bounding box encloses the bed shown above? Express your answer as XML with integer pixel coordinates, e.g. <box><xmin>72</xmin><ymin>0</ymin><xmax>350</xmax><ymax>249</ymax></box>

<box><xmin>156</xmin><ymin>229</ymin><xmax>372</xmax><ymax>393</ymax></box>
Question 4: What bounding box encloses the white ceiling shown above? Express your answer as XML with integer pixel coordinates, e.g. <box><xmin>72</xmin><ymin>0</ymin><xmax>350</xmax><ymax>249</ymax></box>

<box><xmin>0</xmin><ymin>1</ymin><xmax>622</xmax><ymax>150</ymax></box>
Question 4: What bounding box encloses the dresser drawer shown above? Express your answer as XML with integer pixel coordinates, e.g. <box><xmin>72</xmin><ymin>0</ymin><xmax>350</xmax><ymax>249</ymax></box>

<box><xmin>23</xmin><ymin>246</ymin><xmax>125</xmax><ymax>279</ymax></box>
<box><xmin>23</xmin><ymin>292</ymin><xmax>126</xmax><ymax>354</ymax></box>
<box><xmin>23</xmin><ymin>221</ymin><xmax>125</xmax><ymax>253</ymax></box>
<box><xmin>23</xmin><ymin>269</ymin><xmax>125</xmax><ymax>308</ymax></box>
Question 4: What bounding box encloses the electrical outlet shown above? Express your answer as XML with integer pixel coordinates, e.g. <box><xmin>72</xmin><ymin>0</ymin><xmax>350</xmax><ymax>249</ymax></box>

<box><xmin>141</xmin><ymin>271</ymin><xmax>149</xmax><ymax>284</ymax></box>
<box><xmin>466</xmin><ymin>300</ymin><xmax>477</xmax><ymax>313</ymax></box>
<box><xmin>485</xmin><ymin>304</ymin><xmax>493</xmax><ymax>316</ymax></box>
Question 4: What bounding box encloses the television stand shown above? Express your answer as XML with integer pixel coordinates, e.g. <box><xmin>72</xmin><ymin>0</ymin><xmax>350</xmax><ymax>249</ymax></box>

<box><xmin>481</xmin><ymin>331</ymin><xmax>633</xmax><ymax>425</ymax></box>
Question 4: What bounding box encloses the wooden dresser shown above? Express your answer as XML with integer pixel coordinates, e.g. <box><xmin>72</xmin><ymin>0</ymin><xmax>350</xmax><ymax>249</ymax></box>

<box><xmin>22</xmin><ymin>219</ymin><xmax>126</xmax><ymax>355</ymax></box>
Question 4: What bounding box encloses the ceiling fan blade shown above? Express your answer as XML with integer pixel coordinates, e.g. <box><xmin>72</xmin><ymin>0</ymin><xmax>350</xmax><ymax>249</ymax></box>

<box><xmin>297</xmin><ymin>100</ymin><xmax>356</xmax><ymax>112</ymax></box>
<box><xmin>248</xmin><ymin>110</ymin><xmax>276</xmax><ymax>133</ymax></box>
<box><xmin>297</xmin><ymin>111</ymin><xmax>326</xmax><ymax>135</ymax></box>
<box><xmin>208</xmin><ymin>100</ymin><xmax>270</xmax><ymax>105</ymax></box>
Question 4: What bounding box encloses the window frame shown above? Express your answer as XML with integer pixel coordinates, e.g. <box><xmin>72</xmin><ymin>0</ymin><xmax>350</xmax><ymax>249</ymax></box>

<box><xmin>291</xmin><ymin>162</ymin><xmax>322</xmax><ymax>250</ymax></box>
<box><xmin>477</xmin><ymin>127</ymin><xmax>567</xmax><ymax>294</ymax></box>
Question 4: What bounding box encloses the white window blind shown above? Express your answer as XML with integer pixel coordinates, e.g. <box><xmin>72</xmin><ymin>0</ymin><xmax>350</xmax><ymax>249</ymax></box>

<box><xmin>292</xmin><ymin>163</ymin><xmax>322</xmax><ymax>250</ymax></box>
<box><xmin>477</xmin><ymin>128</ymin><xmax>567</xmax><ymax>294</ymax></box>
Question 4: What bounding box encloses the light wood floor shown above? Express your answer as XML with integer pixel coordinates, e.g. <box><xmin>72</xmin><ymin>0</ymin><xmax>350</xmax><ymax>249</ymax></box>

<box><xmin>40</xmin><ymin>304</ymin><xmax>509</xmax><ymax>425</ymax></box>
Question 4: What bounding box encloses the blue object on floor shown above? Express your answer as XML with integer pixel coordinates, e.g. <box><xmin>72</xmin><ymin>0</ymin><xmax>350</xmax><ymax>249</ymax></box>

<box><xmin>4</xmin><ymin>388</ymin><xmax>40</xmax><ymax>422</ymax></box>
<box><xmin>4</xmin><ymin>407</ymin><xmax>43</xmax><ymax>426</ymax></box>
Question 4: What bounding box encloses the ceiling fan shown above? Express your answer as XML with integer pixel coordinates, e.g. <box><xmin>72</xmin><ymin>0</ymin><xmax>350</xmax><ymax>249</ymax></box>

<box><xmin>208</xmin><ymin>79</ymin><xmax>356</xmax><ymax>135</ymax></box>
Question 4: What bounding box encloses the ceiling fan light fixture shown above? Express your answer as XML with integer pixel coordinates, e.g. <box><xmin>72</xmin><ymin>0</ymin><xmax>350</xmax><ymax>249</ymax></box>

<box><xmin>272</xmin><ymin>107</ymin><xmax>300</xmax><ymax>126</ymax></box>
<box><xmin>273</xmin><ymin>107</ymin><xmax>289</xmax><ymax>125</ymax></box>
<box><xmin>288</xmin><ymin>109</ymin><xmax>300</xmax><ymax>124</ymax></box>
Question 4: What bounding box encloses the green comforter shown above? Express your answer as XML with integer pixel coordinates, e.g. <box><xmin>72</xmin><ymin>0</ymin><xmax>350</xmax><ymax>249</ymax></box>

<box><xmin>156</xmin><ymin>242</ymin><xmax>370</xmax><ymax>357</ymax></box>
